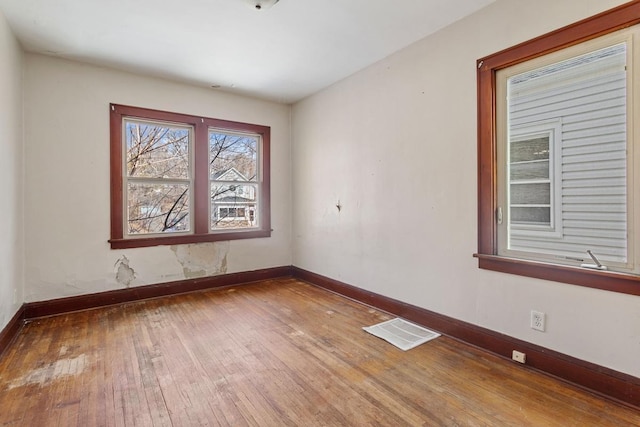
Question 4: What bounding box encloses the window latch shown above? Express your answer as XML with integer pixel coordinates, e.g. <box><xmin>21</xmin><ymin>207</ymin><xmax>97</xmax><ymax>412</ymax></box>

<box><xmin>580</xmin><ymin>250</ymin><xmax>608</xmax><ymax>271</ymax></box>
<box><xmin>497</xmin><ymin>207</ymin><xmax>503</xmax><ymax>225</ymax></box>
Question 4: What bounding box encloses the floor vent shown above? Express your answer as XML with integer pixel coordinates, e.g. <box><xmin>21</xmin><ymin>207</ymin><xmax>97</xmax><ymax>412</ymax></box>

<box><xmin>363</xmin><ymin>318</ymin><xmax>440</xmax><ymax>351</ymax></box>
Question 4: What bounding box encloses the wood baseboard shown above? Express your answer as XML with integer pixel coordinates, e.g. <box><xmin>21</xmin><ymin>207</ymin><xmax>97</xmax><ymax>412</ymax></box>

<box><xmin>4</xmin><ymin>264</ymin><xmax>638</xmax><ymax>409</ymax></box>
<box><xmin>23</xmin><ymin>266</ymin><xmax>293</xmax><ymax>319</ymax></box>
<box><xmin>292</xmin><ymin>266</ymin><xmax>640</xmax><ymax>410</ymax></box>
<box><xmin>0</xmin><ymin>305</ymin><xmax>26</xmax><ymax>359</ymax></box>
<box><xmin>1</xmin><ymin>266</ymin><xmax>292</xmax><ymax>359</ymax></box>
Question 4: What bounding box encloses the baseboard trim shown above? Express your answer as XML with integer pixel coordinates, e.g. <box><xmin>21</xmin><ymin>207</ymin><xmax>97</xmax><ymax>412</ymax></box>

<box><xmin>292</xmin><ymin>266</ymin><xmax>640</xmax><ymax>410</ymax></box>
<box><xmin>24</xmin><ymin>266</ymin><xmax>293</xmax><ymax>319</ymax></box>
<box><xmin>0</xmin><ymin>305</ymin><xmax>26</xmax><ymax>359</ymax></box>
<box><xmin>5</xmin><ymin>264</ymin><xmax>638</xmax><ymax>409</ymax></box>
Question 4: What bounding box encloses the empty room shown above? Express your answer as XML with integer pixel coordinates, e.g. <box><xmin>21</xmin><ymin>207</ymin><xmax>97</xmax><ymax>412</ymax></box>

<box><xmin>1</xmin><ymin>0</ymin><xmax>640</xmax><ymax>425</ymax></box>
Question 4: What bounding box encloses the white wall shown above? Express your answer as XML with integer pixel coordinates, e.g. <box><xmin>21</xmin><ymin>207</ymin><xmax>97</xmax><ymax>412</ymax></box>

<box><xmin>292</xmin><ymin>0</ymin><xmax>640</xmax><ymax>377</ymax></box>
<box><xmin>0</xmin><ymin>10</ymin><xmax>24</xmax><ymax>330</ymax></box>
<box><xmin>23</xmin><ymin>55</ymin><xmax>291</xmax><ymax>302</ymax></box>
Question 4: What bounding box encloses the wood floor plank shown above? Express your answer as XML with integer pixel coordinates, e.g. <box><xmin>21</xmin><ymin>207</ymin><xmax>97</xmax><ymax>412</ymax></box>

<box><xmin>0</xmin><ymin>277</ymin><xmax>639</xmax><ymax>426</ymax></box>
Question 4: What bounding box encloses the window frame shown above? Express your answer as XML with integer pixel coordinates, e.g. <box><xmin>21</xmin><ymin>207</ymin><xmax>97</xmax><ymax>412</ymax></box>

<box><xmin>110</xmin><ymin>104</ymin><xmax>271</xmax><ymax>249</ymax></box>
<box><xmin>476</xmin><ymin>1</ymin><xmax>640</xmax><ymax>296</ymax></box>
<box><xmin>123</xmin><ymin>117</ymin><xmax>195</xmax><ymax>237</ymax></box>
<box><xmin>503</xmin><ymin>120</ymin><xmax>561</xmax><ymax>237</ymax></box>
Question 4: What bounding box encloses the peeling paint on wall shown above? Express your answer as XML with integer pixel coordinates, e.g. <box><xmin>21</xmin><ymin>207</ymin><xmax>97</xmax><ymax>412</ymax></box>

<box><xmin>114</xmin><ymin>255</ymin><xmax>135</xmax><ymax>287</ymax></box>
<box><xmin>170</xmin><ymin>242</ymin><xmax>230</xmax><ymax>279</ymax></box>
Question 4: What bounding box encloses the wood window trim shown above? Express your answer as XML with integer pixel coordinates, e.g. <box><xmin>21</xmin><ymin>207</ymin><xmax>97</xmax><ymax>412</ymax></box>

<box><xmin>109</xmin><ymin>104</ymin><xmax>271</xmax><ymax>249</ymax></box>
<box><xmin>475</xmin><ymin>1</ymin><xmax>640</xmax><ymax>296</ymax></box>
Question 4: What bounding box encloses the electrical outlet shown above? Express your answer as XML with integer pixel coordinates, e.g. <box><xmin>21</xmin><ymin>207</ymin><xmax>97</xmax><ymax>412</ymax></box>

<box><xmin>512</xmin><ymin>350</ymin><xmax>526</xmax><ymax>363</ymax></box>
<box><xmin>531</xmin><ymin>310</ymin><xmax>545</xmax><ymax>332</ymax></box>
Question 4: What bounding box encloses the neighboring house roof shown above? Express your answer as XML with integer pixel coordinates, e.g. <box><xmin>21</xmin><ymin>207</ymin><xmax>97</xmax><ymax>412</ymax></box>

<box><xmin>211</xmin><ymin>167</ymin><xmax>256</xmax><ymax>202</ymax></box>
<box><xmin>212</xmin><ymin>167</ymin><xmax>249</xmax><ymax>181</ymax></box>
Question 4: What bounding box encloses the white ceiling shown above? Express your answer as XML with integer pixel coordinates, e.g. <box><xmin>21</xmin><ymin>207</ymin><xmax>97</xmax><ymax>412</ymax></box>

<box><xmin>0</xmin><ymin>0</ymin><xmax>494</xmax><ymax>103</ymax></box>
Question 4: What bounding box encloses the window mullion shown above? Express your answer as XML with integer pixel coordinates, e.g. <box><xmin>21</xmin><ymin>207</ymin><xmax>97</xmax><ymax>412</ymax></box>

<box><xmin>193</xmin><ymin>121</ymin><xmax>209</xmax><ymax>235</ymax></box>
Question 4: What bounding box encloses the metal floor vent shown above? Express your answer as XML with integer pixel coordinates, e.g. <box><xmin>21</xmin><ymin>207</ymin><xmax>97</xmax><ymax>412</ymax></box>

<box><xmin>363</xmin><ymin>318</ymin><xmax>441</xmax><ymax>351</ymax></box>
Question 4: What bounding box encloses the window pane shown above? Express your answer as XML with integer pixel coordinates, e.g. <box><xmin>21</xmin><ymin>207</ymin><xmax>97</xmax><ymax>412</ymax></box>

<box><xmin>125</xmin><ymin>121</ymin><xmax>190</xmax><ymax>179</ymax></box>
<box><xmin>510</xmin><ymin>183</ymin><xmax>550</xmax><ymax>205</ymax></box>
<box><xmin>502</xmin><ymin>42</ymin><xmax>628</xmax><ymax>261</ymax></box>
<box><xmin>510</xmin><ymin>137</ymin><xmax>549</xmax><ymax>163</ymax></box>
<box><xmin>209</xmin><ymin>131</ymin><xmax>258</xmax><ymax>182</ymax></box>
<box><xmin>510</xmin><ymin>160</ymin><xmax>549</xmax><ymax>180</ymax></box>
<box><xmin>128</xmin><ymin>183</ymin><xmax>190</xmax><ymax>234</ymax></box>
<box><xmin>511</xmin><ymin>207</ymin><xmax>551</xmax><ymax>224</ymax></box>
<box><xmin>211</xmin><ymin>184</ymin><xmax>257</xmax><ymax>230</ymax></box>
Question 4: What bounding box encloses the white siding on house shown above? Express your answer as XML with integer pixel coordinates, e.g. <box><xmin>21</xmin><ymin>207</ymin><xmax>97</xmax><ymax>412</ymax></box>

<box><xmin>507</xmin><ymin>44</ymin><xmax>627</xmax><ymax>263</ymax></box>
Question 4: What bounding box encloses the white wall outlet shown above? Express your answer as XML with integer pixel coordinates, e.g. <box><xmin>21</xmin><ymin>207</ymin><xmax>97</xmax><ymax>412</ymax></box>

<box><xmin>512</xmin><ymin>350</ymin><xmax>526</xmax><ymax>364</ymax></box>
<box><xmin>531</xmin><ymin>310</ymin><xmax>545</xmax><ymax>332</ymax></box>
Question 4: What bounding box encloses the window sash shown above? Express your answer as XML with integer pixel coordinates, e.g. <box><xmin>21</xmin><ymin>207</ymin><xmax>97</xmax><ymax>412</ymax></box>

<box><xmin>495</xmin><ymin>30</ymin><xmax>635</xmax><ymax>271</ymax></box>
<box><xmin>122</xmin><ymin>118</ymin><xmax>195</xmax><ymax>238</ymax></box>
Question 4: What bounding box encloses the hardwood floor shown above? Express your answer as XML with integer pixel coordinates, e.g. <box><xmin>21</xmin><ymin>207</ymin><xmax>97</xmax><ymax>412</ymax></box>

<box><xmin>0</xmin><ymin>278</ymin><xmax>638</xmax><ymax>426</ymax></box>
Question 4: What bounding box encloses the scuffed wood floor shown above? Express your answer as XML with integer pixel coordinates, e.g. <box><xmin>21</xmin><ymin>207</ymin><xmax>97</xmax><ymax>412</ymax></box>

<box><xmin>0</xmin><ymin>278</ymin><xmax>639</xmax><ymax>426</ymax></box>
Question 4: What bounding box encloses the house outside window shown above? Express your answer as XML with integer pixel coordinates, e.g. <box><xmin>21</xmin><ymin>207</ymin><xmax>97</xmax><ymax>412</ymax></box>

<box><xmin>110</xmin><ymin>104</ymin><xmax>271</xmax><ymax>249</ymax></box>
<box><xmin>210</xmin><ymin>165</ymin><xmax>257</xmax><ymax>229</ymax></box>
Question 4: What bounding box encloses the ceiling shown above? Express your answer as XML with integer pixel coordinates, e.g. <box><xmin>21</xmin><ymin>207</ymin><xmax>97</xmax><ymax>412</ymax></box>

<box><xmin>0</xmin><ymin>0</ymin><xmax>494</xmax><ymax>103</ymax></box>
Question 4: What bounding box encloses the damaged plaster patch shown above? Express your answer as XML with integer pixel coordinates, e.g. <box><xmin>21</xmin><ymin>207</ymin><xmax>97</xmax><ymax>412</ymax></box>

<box><xmin>170</xmin><ymin>242</ymin><xmax>229</xmax><ymax>279</ymax></box>
<box><xmin>115</xmin><ymin>255</ymin><xmax>136</xmax><ymax>287</ymax></box>
<box><xmin>8</xmin><ymin>354</ymin><xmax>89</xmax><ymax>390</ymax></box>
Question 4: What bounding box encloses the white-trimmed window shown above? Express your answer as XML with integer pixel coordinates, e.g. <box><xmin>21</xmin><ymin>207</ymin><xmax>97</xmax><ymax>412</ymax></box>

<box><xmin>505</xmin><ymin>120</ymin><xmax>562</xmax><ymax>240</ymax></box>
<box><xmin>218</xmin><ymin>207</ymin><xmax>247</xmax><ymax>219</ymax></box>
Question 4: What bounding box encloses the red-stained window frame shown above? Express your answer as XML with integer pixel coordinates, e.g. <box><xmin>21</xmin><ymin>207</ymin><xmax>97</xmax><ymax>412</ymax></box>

<box><xmin>475</xmin><ymin>1</ymin><xmax>640</xmax><ymax>296</ymax></box>
<box><xmin>109</xmin><ymin>104</ymin><xmax>271</xmax><ymax>249</ymax></box>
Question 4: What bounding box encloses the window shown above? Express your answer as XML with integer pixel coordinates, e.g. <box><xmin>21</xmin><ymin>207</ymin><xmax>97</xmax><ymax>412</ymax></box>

<box><xmin>110</xmin><ymin>104</ymin><xmax>271</xmax><ymax>249</ymax></box>
<box><xmin>217</xmin><ymin>207</ymin><xmax>249</xmax><ymax>221</ymax></box>
<box><xmin>476</xmin><ymin>2</ymin><xmax>640</xmax><ymax>295</ymax></box>
<box><xmin>505</xmin><ymin>120</ymin><xmax>561</xmax><ymax>238</ymax></box>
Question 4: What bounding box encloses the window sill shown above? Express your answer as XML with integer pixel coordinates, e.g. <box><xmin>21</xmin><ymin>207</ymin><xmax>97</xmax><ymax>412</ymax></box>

<box><xmin>474</xmin><ymin>253</ymin><xmax>640</xmax><ymax>296</ymax></box>
<box><xmin>110</xmin><ymin>229</ymin><xmax>271</xmax><ymax>249</ymax></box>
